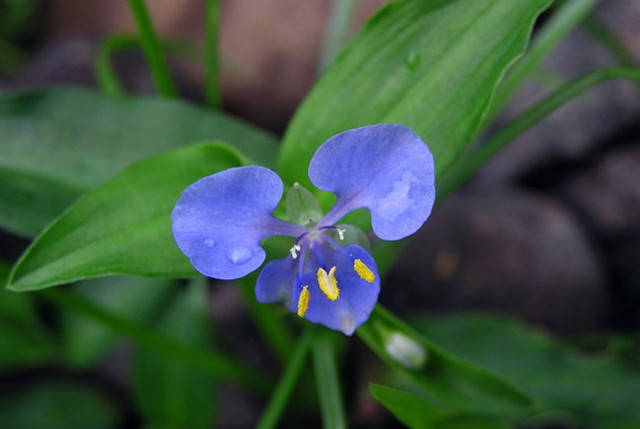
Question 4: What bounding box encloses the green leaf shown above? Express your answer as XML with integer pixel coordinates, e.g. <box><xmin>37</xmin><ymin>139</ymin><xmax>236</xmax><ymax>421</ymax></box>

<box><xmin>0</xmin><ymin>87</ymin><xmax>278</xmax><ymax>236</ymax></box>
<box><xmin>61</xmin><ymin>276</ymin><xmax>174</xmax><ymax>367</ymax></box>
<box><xmin>8</xmin><ymin>143</ymin><xmax>244</xmax><ymax>291</ymax></box>
<box><xmin>0</xmin><ymin>261</ymin><xmax>54</xmax><ymax>367</ymax></box>
<box><xmin>0</xmin><ymin>167</ymin><xmax>85</xmax><ymax>238</ymax></box>
<box><xmin>132</xmin><ymin>278</ymin><xmax>216</xmax><ymax>429</ymax></box>
<box><xmin>0</xmin><ymin>381</ymin><xmax>120</xmax><ymax>429</ymax></box>
<box><xmin>278</xmin><ymin>0</ymin><xmax>551</xmax><ymax>185</ymax></box>
<box><xmin>414</xmin><ymin>313</ymin><xmax>640</xmax><ymax>427</ymax></box>
<box><xmin>370</xmin><ymin>384</ymin><xmax>510</xmax><ymax>429</ymax></box>
<box><xmin>358</xmin><ymin>306</ymin><xmax>536</xmax><ymax>419</ymax></box>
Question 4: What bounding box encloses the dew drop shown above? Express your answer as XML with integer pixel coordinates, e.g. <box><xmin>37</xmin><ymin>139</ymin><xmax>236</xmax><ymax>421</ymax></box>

<box><xmin>227</xmin><ymin>246</ymin><xmax>252</xmax><ymax>264</ymax></box>
<box><xmin>404</xmin><ymin>51</ymin><xmax>421</xmax><ymax>71</ymax></box>
<box><xmin>204</xmin><ymin>238</ymin><xmax>215</xmax><ymax>247</ymax></box>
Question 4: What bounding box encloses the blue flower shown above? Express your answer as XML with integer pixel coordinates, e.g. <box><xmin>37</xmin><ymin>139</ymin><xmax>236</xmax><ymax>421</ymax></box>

<box><xmin>171</xmin><ymin>124</ymin><xmax>435</xmax><ymax>335</ymax></box>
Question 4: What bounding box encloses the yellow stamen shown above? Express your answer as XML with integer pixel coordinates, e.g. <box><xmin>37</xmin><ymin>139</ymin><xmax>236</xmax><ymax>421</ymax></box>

<box><xmin>354</xmin><ymin>259</ymin><xmax>375</xmax><ymax>283</ymax></box>
<box><xmin>297</xmin><ymin>286</ymin><xmax>310</xmax><ymax>317</ymax></box>
<box><xmin>317</xmin><ymin>266</ymin><xmax>339</xmax><ymax>300</ymax></box>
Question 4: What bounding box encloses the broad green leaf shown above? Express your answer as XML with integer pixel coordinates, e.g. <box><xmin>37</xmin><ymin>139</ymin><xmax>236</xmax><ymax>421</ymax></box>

<box><xmin>8</xmin><ymin>143</ymin><xmax>244</xmax><ymax>291</ymax></box>
<box><xmin>0</xmin><ymin>381</ymin><xmax>120</xmax><ymax>429</ymax></box>
<box><xmin>132</xmin><ymin>278</ymin><xmax>216</xmax><ymax>429</ymax></box>
<box><xmin>0</xmin><ymin>167</ymin><xmax>84</xmax><ymax>238</ymax></box>
<box><xmin>415</xmin><ymin>313</ymin><xmax>640</xmax><ymax>427</ymax></box>
<box><xmin>0</xmin><ymin>261</ymin><xmax>54</xmax><ymax>367</ymax></box>
<box><xmin>278</xmin><ymin>0</ymin><xmax>551</xmax><ymax>185</ymax></box>
<box><xmin>0</xmin><ymin>87</ymin><xmax>278</xmax><ymax>236</ymax></box>
<box><xmin>61</xmin><ymin>276</ymin><xmax>174</xmax><ymax>367</ymax></box>
<box><xmin>370</xmin><ymin>384</ymin><xmax>509</xmax><ymax>429</ymax></box>
<box><xmin>358</xmin><ymin>306</ymin><xmax>536</xmax><ymax>419</ymax></box>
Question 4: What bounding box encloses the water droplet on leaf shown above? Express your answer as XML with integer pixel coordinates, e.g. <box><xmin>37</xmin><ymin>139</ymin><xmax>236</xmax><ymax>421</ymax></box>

<box><xmin>405</xmin><ymin>51</ymin><xmax>421</xmax><ymax>71</ymax></box>
<box><xmin>227</xmin><ymin>246</ymin><xmax>252</xmax><ymax>264</ymax></box>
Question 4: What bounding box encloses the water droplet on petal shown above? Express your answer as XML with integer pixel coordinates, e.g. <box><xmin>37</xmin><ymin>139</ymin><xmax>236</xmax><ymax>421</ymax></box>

<box><xmin>204</xmin><ymin>238</ymin><xmax>215</xmax><ymax>247</ymax></box>
<box><xmin>227</xmin><ymin>246</ymin><xmax>252</xmax><ymax>264</ymax></box>
<box><xmin>405</xmin><ymin>51</ymin><xmax>421</xmax><ymax>71</ymax></box>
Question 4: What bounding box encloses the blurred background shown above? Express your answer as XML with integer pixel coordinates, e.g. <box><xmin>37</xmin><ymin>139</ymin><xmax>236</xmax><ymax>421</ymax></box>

<box><xmin>1</xmin><ymin>0</ymin><xmax>639</xmax><ymax>428</ymax></box>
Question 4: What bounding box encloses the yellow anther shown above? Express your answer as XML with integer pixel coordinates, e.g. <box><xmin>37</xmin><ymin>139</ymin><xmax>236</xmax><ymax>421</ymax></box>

<box><xmin>297</xmin><ymin>286</ymin><xmax>310</xmax><ymax>317</ymax></box>
<box><xmin>317</xmin><ymin>266</ymin><xmax>339</xmax><ymax>300</ymax></box>
<box><xmin>354</xmin><ymin>259</ymin><xmax>375</xmax><ymax>283</ymax></box>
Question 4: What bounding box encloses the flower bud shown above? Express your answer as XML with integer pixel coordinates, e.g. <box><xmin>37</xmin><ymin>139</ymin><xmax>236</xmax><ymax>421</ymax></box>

<box><xmin>285</xmin><ymin>182</ymin><xmax>323</xmax><ymax>226</ymax></box>
<box><xmin>384</xmin><ymin>332</ymin><xmax>427</xmax><ymax>369</ymax></box>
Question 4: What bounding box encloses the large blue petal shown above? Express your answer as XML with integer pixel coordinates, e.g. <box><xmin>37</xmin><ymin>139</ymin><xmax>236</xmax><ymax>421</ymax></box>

<box><xmin>309</xmin><ymin>124</ymin><xmax>435</xmax><ymax>240</ymax></box>
<box><xmin>171</xmin><ymin>166</ymin><xmax>305</xmax><ymax>279</ymax></box>
<box><xmin>290</xmin><ymin>244</ymin><xmax>380</xmax><ymax>335</ymax></box>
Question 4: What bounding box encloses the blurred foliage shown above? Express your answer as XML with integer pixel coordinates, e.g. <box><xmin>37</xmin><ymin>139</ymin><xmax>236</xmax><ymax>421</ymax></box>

<box><xmin>0</xmin><ymin>0</ymin><xmax>40</xmax><ymax>41</ymax></box>
<box><xmin>0</xmin><ymin>261</ymin><xmax>53</xmax><ymax>368</ymax></box>
<box><xmin>132</xmin><ymin>278</ymin><xmax>216</xmax><ymax>428</ymax></box>
<box><xmin>61</xmin><ymin>277</ymin><xmax>174</xmax><ymax>367</ymax></box>
<box><xmin>412</xmin><ymin>313</ymin><xmax>640</xmax><ymax>428</ymax></box>
<box><xmin>360</xmin><ymin>307</ymin><xmax>535</xmax><ymax>421</ymax></box>
<box><xmin>370</xmin><ymin>384</ymin><xmax>509</xmax><ymax>429</ymax></box>
<box><xmin>0</xmin><ymin>381</ymin><xmax>120</xmax><ymax>429</ymax></box>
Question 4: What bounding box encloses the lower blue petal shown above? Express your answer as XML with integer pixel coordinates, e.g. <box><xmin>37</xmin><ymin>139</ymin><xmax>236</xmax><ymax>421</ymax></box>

<box><xmin>255</xmin><ymin>257</ymin><xmax>297</xmax><ymax>303</ymax></box>
<box><xmin>291</xmin><ymin>244</ymin><xmax>380</xmax><ymax>335</ymax></box>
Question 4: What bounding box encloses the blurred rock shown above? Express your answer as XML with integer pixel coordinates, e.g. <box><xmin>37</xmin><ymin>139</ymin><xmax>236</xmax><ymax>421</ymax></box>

<box><xmin>216</xmin><ymin>384</ymin><xmax>262</xmax><ymax>429</ymax></box>
<box><xmin>561</xmin><ymin>145</ymin><xmax>640</xmax><ymax>235</ymax></box>
<box><xmin>1</xmin><ymin>38</ymin><xmax>96</xmax><ymax>91</ymax></box>
<box><xmin>217</xmin><ymin>0</ymin><xmax>327</xmax><ymax>132</ymax></box>
<box><xmin>40</xmin><ymin>0</ymin><xmax>388</xmax><ymax>132</ymax></box>
<box><xmin>0</xmin><ymin>35</ymin><xmax>204</xmax><ymax>103</ymax></box>
<box><xmin>597</xmin><ymin>0</ymin><xmax>640</xmax><ymax>59</ymax></box>
<box><xmin>560</xmin><ymin>145</ymin><xmax>640</xmax><ymax>328</ymax></box>
<box><xmin>384</xmin><ymin>187</ymin><xmax>610</xmax><ymax>334</ymax></box>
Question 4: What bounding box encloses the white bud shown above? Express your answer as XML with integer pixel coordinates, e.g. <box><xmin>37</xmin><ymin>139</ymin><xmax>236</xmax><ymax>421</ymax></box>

<box><xmin>384</xmin><ymin>332</ymin><xmax>427</xmax><ymax>369</ymax></box>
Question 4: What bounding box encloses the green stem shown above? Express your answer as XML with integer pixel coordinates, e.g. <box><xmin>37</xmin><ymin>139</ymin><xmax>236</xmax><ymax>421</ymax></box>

<box><xmin>239</xmin><ymin>275</ymin><xmax>295</xmax><ymax>364</ymax></box>
<box><xmin>204</xmin><ymin>0</ymin><xmax>221</xmax><ymax>109</ymax></box>
<box><xmin>126</xmin><ymin>0</ymin><xmax>178</xmax><ymax>97</ymax></box>
<box><xmin>95</xmin><ymin>35</ymin><xmax>136</xmax><ymax>96</ymax></box>
<box><xmin>95</xmin><ymin>34</ymin><xmax>201</xmax><ymax>97</ymax></box>
<box><xmin>312</xmin><ymin>331</ymin><xmax>347</xmax><ymax>429</ymax></box>
<box><xmin>439</xmin><ymin>67</ymin><xmax>640</xmax><ymax>199</ymax></box>
<box><xmin>318</xmin><ymin>0</ymin><xmax>360</xmax><ymax>73</ymax></box>
<box><xmin>42</xmin><ymin>288</ymin><xmax>272</xmax><ymax>392</ymax></box>
<box><xmin>256</xmin><ymin>326</ymin><xmax>315</xmax><ymax>429</ymax></box>
<box><xmin>484</xmin><ymin>0</ymin><xmax>599</xmax><ymax>127</ymax></box>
